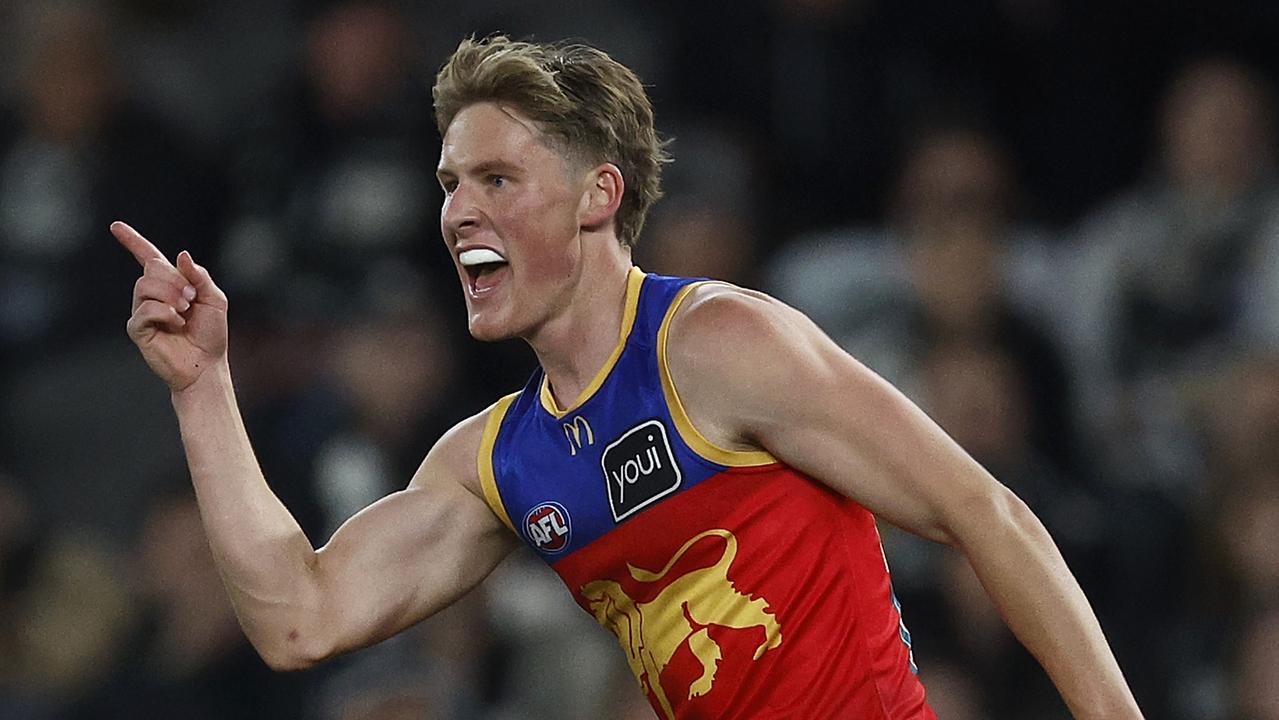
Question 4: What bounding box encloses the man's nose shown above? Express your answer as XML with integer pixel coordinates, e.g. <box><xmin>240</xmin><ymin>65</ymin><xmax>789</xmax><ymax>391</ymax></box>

<box><xmin>442</xmin><ymin>185</ymin><xmax>482</xmax><ymax>237</ymax></box>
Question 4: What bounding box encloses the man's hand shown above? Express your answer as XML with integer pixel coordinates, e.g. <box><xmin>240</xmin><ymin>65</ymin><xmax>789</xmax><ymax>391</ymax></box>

<box><xmin>112</xmin><ymin>221</ymin><xmax>228</xmax><ymax>391</ymax></box>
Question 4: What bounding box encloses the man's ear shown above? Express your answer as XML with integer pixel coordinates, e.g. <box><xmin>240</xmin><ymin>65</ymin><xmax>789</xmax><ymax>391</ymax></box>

<box><xmin>580</xmin><ymin>162</ymin><xmax>624</xmax><ymax>232</ymax></box>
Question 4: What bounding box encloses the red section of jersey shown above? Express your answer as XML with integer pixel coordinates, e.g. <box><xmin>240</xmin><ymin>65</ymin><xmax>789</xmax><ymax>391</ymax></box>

<box><xmin>552</xmin><ymin>465</ymin><xmax>936</xmax><ymax>720</ymax></box>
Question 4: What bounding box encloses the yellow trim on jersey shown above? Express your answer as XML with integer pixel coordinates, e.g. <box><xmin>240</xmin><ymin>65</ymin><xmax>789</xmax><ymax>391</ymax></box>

<box><xmin>658</xmin><ymin>283</ymin><xmax>777</xmax><ymax>467</ymax></box>
<box><xmin>539</xmin><ymin>266</ymin><xmax>646</xmax><ymax>418</ymax></box>
<box><xmin>478</xmin><ymin>393</ymin><xmax>519</xmax><ymax>533</ymax></box>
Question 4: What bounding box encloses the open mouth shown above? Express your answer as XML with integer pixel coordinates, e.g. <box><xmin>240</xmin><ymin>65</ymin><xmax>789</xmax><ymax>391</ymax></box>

<box><xmin>459</xmin><ymin>248</ymin><xmax>510</xmax><ymax>294</ymax></box>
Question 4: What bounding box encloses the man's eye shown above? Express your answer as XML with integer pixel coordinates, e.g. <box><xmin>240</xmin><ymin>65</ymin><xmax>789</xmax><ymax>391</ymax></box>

<box><xmin>490</xmin><ymin>175</ymin><xmax>506</xmax><ymax>187</ymax></box>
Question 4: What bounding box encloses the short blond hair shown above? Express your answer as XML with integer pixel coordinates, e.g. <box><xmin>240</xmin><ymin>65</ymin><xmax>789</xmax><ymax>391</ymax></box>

<box><xmin>433</xmin><ymin>35</ymin><xmax>670</xmax><ymax>248</ymax></box>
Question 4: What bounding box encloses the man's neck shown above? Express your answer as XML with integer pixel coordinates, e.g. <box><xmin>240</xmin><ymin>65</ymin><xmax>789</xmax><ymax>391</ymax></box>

<box><xmin>527</xmin><ymin>241</ymin><xmax>633</xmax><ymax>411</ymax></box>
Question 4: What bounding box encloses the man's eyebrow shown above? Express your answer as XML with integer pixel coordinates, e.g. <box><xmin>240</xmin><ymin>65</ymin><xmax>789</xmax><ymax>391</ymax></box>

<box><xmin>471</xmin><ymin>159</ymin><xmax>521</xmax><ymax>176</ymax></box>
<box><xmin>438</xmin><ymin>159</ymin><xmax>521</xmax><ymax>180</ymax></box>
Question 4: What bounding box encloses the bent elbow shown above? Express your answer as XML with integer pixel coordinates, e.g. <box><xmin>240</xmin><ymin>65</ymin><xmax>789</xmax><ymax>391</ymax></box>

<box><xmin>258</xmin><ymin>648</ymin><xmax>316</xmax><ymax>673</ymax></box>
<box><xmin>258</xmin><ymin>650</ymin><xmax>307</xmax><ymax>673</ymax></box>
<box><xmin>252</xmin><ymin>627</ymin><xmax>335</xmax><ymax>672</ymax></box>
<box><xmin>992</xmin><ymin>485</ymin><xmax>1049</xmax><ymax>539</ymax></box>
<box><xmin>985</xmin><ymin>483</ymin><xmax>1034</xmax><ymax>522</ymax></box>
<box><xmin>947</xmin><ymin>483</ymin><xmax>1047</xmax><ymax>548</ymax></box>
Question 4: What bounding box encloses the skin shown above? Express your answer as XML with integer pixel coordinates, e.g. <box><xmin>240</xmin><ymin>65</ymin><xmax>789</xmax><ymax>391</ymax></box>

<box><xmin>115</xmin><ymin>100</ymin><xmax>1142</xmax><ymax>718</ymax></box>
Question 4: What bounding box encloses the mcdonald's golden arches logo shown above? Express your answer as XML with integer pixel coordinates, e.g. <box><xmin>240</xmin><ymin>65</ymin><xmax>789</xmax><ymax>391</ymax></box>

<box><xmin>563</xmin><ymin>415</ymin><xmax>595</xmax><ymax>456</ymax></box>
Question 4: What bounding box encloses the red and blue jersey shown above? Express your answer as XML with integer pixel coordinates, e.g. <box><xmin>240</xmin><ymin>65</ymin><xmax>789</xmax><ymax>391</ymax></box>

<box><xmin>478</xmin><ymin>268</ymin><xmax>936</xmax><ymax>719</ymax></box>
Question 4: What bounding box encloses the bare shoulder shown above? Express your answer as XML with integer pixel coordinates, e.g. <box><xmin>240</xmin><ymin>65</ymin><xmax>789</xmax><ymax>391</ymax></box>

<box><xmin>670</xmin><ymin>282</ymin><xmax>786</xmax><ymax>346</ymax></box>
<box><xmin>664</xmin><ymin>283</ymin><xmax>831</xmax><ymax>451</ymax></box>
<box><xmin>666</xmin><ymin>282</ymin><xmax>824</xmax><ymax>385</ymax></box>
<box><xmin>665</xmin><ymin>281</ymin><xmax>900</xmax><ymax>443</ymax></box>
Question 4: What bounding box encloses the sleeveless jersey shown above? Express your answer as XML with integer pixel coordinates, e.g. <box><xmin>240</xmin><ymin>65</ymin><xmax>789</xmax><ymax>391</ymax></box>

<box><xmin>478</xmin><ymin>268</ymin><xmax>936</xmax><ymax>720</ymax></box>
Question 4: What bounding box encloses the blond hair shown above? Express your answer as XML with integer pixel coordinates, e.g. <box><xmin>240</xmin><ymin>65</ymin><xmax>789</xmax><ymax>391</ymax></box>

<box><xmin>433</xmin><ymin>35</ymin><xmax>670</xmax><ymax>248</ymax></box>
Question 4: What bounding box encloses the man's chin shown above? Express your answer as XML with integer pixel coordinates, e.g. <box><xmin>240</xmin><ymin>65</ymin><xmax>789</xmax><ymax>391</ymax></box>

<box><xmin>467</xmin><ymin>320</ymin><xmax>517</xmax><ymax>343</ymax></box>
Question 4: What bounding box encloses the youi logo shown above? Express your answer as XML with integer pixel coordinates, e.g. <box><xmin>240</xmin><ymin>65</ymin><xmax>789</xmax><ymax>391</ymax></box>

<box><xmin>601</xmin><ymin>419</ymin><xmax>682</xmax><ymax>522</ymax></box>
<box><xmin>524</xmin><ymin>501</ymin><xmax>572</xmax><ymax>554</ymax></box>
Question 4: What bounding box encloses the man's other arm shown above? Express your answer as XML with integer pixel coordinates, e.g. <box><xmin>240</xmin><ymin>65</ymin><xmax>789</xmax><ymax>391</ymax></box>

<box><xmin>113</xmin><ymin>222</ymin><xmax>517</xmax><ymax>670</ymax></box>
<box><xmin>175</xmin><ymin>374</ymin><xmax>515</xmax><ymax>670</ymax></box>
<box><xmin>664</xmin><ymin>284</ymin><xmax>1143</xmax><ymax>720</ymax></box>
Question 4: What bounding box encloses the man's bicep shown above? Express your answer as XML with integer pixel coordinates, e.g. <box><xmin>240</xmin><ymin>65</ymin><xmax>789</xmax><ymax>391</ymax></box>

<box><xmin>310</xmin><ymin>417</ymin><xmax>517</xmax><ymax>658</ymax></box>
<box><xmin>755</xmin><ymin>345</ymin><xmax>998</xmax><ymax>544</ymax></box>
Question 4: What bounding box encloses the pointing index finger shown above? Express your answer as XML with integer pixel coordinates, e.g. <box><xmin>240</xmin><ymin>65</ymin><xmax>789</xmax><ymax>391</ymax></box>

<box><xmin>110</xmin><ymin>221</ymin><xmax>170</xmax><ymax>267</ymax></box>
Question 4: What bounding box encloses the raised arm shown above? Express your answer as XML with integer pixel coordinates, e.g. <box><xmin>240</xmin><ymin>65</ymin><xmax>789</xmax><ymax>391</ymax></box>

<box><xmin>664</xmin><ymin>284</ymin><xmax>1143</xmax><ymax>720</ymax></box>
<box><xmin>112</xmin><ymin>222</ymin><xmax>517</xmax><ymax>670</ymax></box>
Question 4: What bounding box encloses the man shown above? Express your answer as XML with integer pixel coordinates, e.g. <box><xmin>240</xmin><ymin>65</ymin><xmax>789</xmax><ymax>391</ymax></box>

<box><xmin>114</xmin><ymin>36</ymin><xmax>1142</xmax><ymax>719</ymax></box>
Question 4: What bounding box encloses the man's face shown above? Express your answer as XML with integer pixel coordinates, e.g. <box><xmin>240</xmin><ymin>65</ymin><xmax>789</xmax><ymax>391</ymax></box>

<box><xmin>437</xmin><ymin>102</ymin><xmax>586</xmax><ymax>341</ymax></box>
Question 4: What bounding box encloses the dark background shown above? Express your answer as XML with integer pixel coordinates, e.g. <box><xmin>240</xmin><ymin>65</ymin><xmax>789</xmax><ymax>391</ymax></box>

<box><xmin>3</xmin><ymin>1</ymin><xmax>1279</xmax><ymax>718</ymax></box>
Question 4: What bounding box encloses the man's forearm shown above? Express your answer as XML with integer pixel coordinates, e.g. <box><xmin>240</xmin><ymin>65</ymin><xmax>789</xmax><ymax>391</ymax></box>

<box><xmin>957</xmin><ymin>487</ymin><xmax>1142</xmax><ymax>719</ymax></box>
<box><xmin>171</xmin><ymin>360</ymin><xmax>324</xmax><ymax>668</ymax></box>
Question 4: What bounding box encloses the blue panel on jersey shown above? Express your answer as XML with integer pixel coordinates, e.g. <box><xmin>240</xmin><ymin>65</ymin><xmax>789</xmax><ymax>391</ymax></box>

<box><xmin>491</xmin><ymin>272</ymin><xmax>732</xmax><ymax>561</ymax></box>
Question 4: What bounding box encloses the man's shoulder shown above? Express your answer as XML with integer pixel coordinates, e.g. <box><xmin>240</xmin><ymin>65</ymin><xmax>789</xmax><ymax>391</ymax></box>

<box><xmin>661</xmin><ymin>281</ymin><xmax>848</xmax><ymax>456</ymax></box>
<box><xmin>665</xmin><ymin>282</ymin><xmax>816</xmax><ymax>395</ymax></box>
<box><xmin>670</xmin><ymin>282</ymin><xmax>800</xmax><ymax>355</ymax></box>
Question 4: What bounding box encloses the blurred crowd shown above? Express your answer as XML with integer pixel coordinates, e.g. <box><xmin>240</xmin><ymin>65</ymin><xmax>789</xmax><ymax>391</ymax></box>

<box><xmin>2</xmin><ymin>0</ymin><xmax>1279</xmax><ymax>718</ymax></box>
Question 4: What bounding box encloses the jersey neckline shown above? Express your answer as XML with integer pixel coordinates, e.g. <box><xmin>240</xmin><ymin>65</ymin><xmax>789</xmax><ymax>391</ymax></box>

<box><xmin>538</xmin><ymin>266</ymin><xmax>646</xmax><ymax>418</ymax></box>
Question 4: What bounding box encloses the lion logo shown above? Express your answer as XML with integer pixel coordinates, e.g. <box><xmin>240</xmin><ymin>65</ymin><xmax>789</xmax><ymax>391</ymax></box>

<box><xmin>581</xmin><ymin>529</ymin><xmax>782</xmax><ymax>719</ymax></box>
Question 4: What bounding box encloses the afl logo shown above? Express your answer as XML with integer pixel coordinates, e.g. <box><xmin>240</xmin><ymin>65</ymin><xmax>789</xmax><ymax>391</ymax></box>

<box><xmin>524</xmin><ymin>501</ymin><xmax>572</xmax><ymax>554</ymax></box>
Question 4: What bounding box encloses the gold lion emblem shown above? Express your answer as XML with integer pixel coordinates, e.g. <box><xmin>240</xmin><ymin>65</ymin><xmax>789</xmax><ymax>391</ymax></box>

<box><xmin>581</xmin><ymin>529</ymin><xmax>782</xmax><ymax>719</ymax></box>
